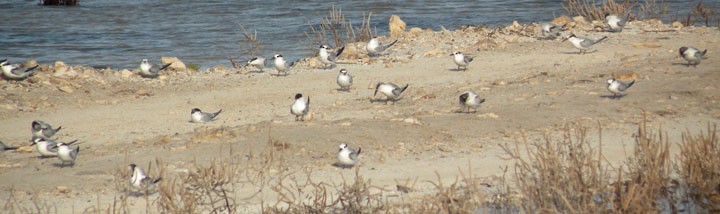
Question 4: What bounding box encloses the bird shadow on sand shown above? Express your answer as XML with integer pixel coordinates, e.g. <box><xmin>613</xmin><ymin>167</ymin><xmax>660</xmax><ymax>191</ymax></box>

<box><xmin>448</xmin><ymin>68</ymin><xmax>468</xmax><ymax>72</ymax></box>
<box><xmin>452</xmin><ymin>109</ymin><xmax>477</xmax><ymax>114</ymax></box>
<box><xmin>560</xmin><ymin>50</ymin><xmax>598</xmax><ymax>54</ymax></box>
<box><xmin>128</xmin><ymin>190</ymin><xmax>159</xmax><ymax>197</ymax></box>
<box><xmin>369</xmin><ymin>98</ymin><xmax>403</xmax><ymax>104</ymax></box>
<box><xmin>331</xmin><ymin>162</ymin><xmax>354</xmax><ymax>169</ymax></box>
<box><xmin>335</xmin><ymin>88</ymin><xmax>352</xmax><ymax>92</ymax></box>
<box><xmin>671</xmin><ymin>62</ymin><xmax>698</xmax><ymax>67</ymax></box>
<box><xmin>51</xmin><ymin>162</ymin><xmax>76</xmax><ymax>168</ymax></box>
<box><xmin>599</xmin><ymin>94</ymin><xmax>627</xmax><ymax>99</ymax></box>
<box><xmin>270</xmin><ymin>73</ymin><xmax>289</xmax><ymax>77</ymax></box>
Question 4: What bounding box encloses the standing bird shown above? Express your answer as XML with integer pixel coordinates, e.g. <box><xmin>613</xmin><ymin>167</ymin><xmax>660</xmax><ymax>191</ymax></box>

<box><xmin>0</xmin><ymin>140</ymin><xmax>18</xmax><ymax>152</ymax></box>
<box><xmin>366</xmin><ymin>37</ymin><xmax>398</xmax><ymax>56</ymax></box>
<box><xmin>272</xmin><ymin>54</ymin><xmax>294</xmax><ymax>76</ymax></box>
<box><xmin>336</xmin><ymin>69</ymin><xmax>353</xmax><ymax>91</ymax></box>
<box><xmin>318</xmin><ymin>45</ymin><xmax>344</xmax><ymax>69</ymax></box>
<box><xmin>139</xmin><ymin>59</ymin><xmax>172</xmax><ymax>78</ymax></box>
<box><xmin>56</xmin><ymin>141</ymin><xmax>80</xmax><ymax>167</ymax></box>
<box><xmin>606</xmin><ymin>78</ymin><xmax>635</xmax><ymax>99</ymax></box>
<box><xmin>31</xmin><ymin>120</ymin><xmax>62</xmax><ymax>140</ymax></box>
<box><xmin>458</xmin><ymin>91</ymin><xmax>486</xmax><ymax>113</ymax></box>
<box><xmin>1</xmin><ymin>61</ymin><xmax>39</xmax><ymax>81</ymax></box>
<box><xmin>374</xmin><ymin>82</ymin><xmax>409</xmax><ymax>104</ymax></box>
<box><xmin>563</xmin><ymin>34</ymin><xmax>607</xmax><ymax>54</ymax></box>
<box><xmin>605</xmin><ymin>13</ymin><xmax>627</xmax><ymax>32</ymax></box>
<box><xmin>31</xmin><ymin>138</ymin><xmax>60</xmax><ymax>157</ymax></box>
<box><xmin>190</xmin><ymin>108</ymin><xmax>222</xmax><ymax>123</ymax></box>
<box><xmin>450</xmin><ymin>52</ymin><xmax>473</xmax><ymax>71</ymax></box>
<box><xmin>129</xmin><ymin>164</ymin><xmax>162</xmax><ymax>193</ymax></box>
<box><xmin>290</xmin><ymin>93</ymin><xmax>310</xmax><ymax>121</ymax></box>
<box><xmin>246</xmin><ymin>56</ymin><xmax>266</xmax><ymax>72</ymax></box>
<box><xmin>540</xmin><ymin>22</ymin><xmax>565</xmax><ymax>38</ymax></box>
<box><xmin>679</xmin><ymin>47</ymin><xmax>707</xmax><ymax>67</ymax></box>
<box><xmin>336</xmin><ymin>143</ymin><xmax>361</xmax><ymax>168</ymax></box>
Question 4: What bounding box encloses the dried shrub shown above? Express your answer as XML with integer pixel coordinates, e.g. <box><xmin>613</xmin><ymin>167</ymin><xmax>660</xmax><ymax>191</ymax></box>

<box><xmin>305</xmin><ymin>6</ymin><xmax>376</xmax><ymax>48</ymax></box>
<box><xmin>562</xmin><ymin>0</ymin><xmax>667</xmax><ymax>21</ymax></box>
<box><xmin>390</xmin><ymin>164</ymin><xmax>495</xmax><ymax>213</ymax></box>
<box><xmin>613</xmin><ymin>119</ymin><xmax>673</xmax><ymax>213</ymax></box>
<box><xmin>230</xmin><ymin>24</ymin><xmax>263</xmax><ymax>69</ymax></box>
<box><xmin>690</xmin><ymin>1</ymin><xmax>718</xmax><ymax>27</ymax></box>
<box><xmin>677</xmin><ymin>124</ymin><xmax>720</xmax><ymax>212</ymax></box>
<box><xmin>157</xmin><ymin>159</ymin><xmax>240</xmax><ymax>213</ymax></box>
<box><xmin>501</xmin><ymin>125</ymin><xmax>612</xmax><ymax>213</ymax></box>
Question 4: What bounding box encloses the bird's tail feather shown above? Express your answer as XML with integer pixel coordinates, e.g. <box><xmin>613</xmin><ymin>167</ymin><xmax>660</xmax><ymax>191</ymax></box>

<box><xmin>595</xmin><ymin>36</ymin><xmax>608</xmax><ymax>44</ymax></box>
<box><xmin>386</xmin><ymin>40</ymin><xmax>398</xmax><ymax>49</ymax></box>
<box><xmin>159</xmin><ymin>63</ymin><xmax>173</xmax><ymax>71</ymax></box>
<box><xmin>400</xmin><ymin>84</ymin><xmax>409</xmax><ymax>93</ymax></box>
<box><xmin>627</xmin><ymin>80</ymin><xmax>636</xmax><ymax>88</ymax></box>
<box><xmin>336</xmin><ymin>46</ymin><xmax>345</xmax><ymax>57</ymax></box>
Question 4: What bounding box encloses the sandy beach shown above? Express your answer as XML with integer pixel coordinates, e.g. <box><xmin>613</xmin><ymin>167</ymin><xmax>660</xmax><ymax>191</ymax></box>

<box><xmin>1</xmin><ymin>18</ymin><xmax>719</xmax><ymax>212</ymax></box>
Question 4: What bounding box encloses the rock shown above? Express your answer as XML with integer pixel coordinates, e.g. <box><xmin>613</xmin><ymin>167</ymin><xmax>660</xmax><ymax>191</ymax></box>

<box><xmin>57</xmin><ymin>86</ymin><xmax>74</xmax><ymax>93</ymax></box>
<box><xmin>620</xmin><ymin>55</ymin><xmax>645</xmax><ymax>63</ymax></box>
<box><xmin>552</xmin><ymin>16</ymin><xmax>572</xmax><ymax>25</ymax></box>
<box><xmin>21</xmin><ymin>60</ymin><xmax>39</xmax><ymax>68</ymax></box>
<box><xmin>504</xmin><ymin>35</ymin><xmax>519</xmax><ymax>43</ymax></box>
<box><xmin>403</xmin><ymin>117</ymin><xmax>421</xmax><ymax>125</ymax></box>
<box><xmin>389</xmin><ymin>15</ymin><xmax>406</xmax><ymax>37</ymax></box>
<box><xmin>477</xmin><ymin>113</ymin><xmax>499</xmax><ymax>119</ymax></box>
<box><xmin>53</xmin><ymin>61</ymin><xmax>67</xmax><ymax>68</ymax></box>
<box><xmin>342</xmin><ymin>45</ymin><xmax>362</xmax><ymax>60</ymax></box>
<box><xmin>475</xmin><ymin>39</ymin><xmax>503</xmax><ymax>50</ymax></box>
<box><xmin>611</xmin><ymin>71</ymin><xmax>640</xmax><ymax>81</ymax></box>
<box><xmin>632</xmin><ymin>40</ymin><xmax>662</xmax><ymax>48</ymax></box>
<box><xmin>135</xmin><ymin>89</ymin><xmax>152</xmax><ymax>97</ymax></box>
<box><xmin>160</xmin><ymin>57</ymin><xmax>187</xmax><ymax>70</ymax></box>
<box><xmin>16</xmin><ymin>146</ymin><xmax>34</xmax><ymax>153</ymax></box>
<box><xmin>572</xmin><ymin>16</ymin><xmax>587</xmax><ymax>24</ymax></box>
<box><xmin>671</xmin><ymin>21</ymin><xmax>684</xmax><ymax>28</ymax></box>
<box><xmin>422</xmin><ymin>49</ymin><xmax>445</xmax><ymax>57</ymax></box>
<box><xmin>409</xmin><ymin>27</ymin><xmax>423</xmax><ymax>35</ymax></box>
<box><xmin>119</xmin><ymin>69</ymin><xmax>133</xmax><ymax>78</ymax></box>
<box><xmin>53</xmin><ymin>66</ymin><xmax>78</xmax><ymax>78</ymax></box>
<box><xmin>56</xmin><ymin>186</ymin><xmax>69</xmax><ymax>194</ymax></box>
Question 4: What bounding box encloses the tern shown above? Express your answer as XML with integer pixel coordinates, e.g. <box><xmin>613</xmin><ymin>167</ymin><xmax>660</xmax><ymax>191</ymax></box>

<box><xmin>139</xmin><ymin>59</ymin><xmax>172</xmax><ymax>78</ymax></box>
<box><xmin>606</xmin><ymin>78</ymin><xmax>635</xmax><ymax>99</ymax></box>
<box><xmin>336</xmin><ymin>143</ymin><xmax>361</xmax><ymax>168</ymax></box>
<box><xmin>290</xmin><ymin>93</ymin><xmax>310</xmax><ymax>121</ymax></box>
<box><xmin>374</xmin><ymin>82</ymin><xmax>409</xmax><ymax>104</ymax></box>
<box><xmin>563</xmin><ymin>34</ymin><xmax>607</xmax><ymax>54</ymax></box>
<box><xmin>679</xmin><ymin>47</ymin><xmax>707</xmax><ymax>67</ymax></box>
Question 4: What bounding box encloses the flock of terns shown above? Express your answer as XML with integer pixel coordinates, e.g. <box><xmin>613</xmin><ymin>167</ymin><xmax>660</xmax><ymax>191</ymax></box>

<box><xmin>0</xmin><ymin>13</ymin><xmax>711</xmax><ymax>194</ymax></box>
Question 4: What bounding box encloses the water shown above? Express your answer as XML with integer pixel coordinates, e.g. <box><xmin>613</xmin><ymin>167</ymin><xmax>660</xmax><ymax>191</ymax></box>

<box><xmin>0</xmin><ymin>0</ymin><xmax>693</xmax><ymax>69</ymax></box>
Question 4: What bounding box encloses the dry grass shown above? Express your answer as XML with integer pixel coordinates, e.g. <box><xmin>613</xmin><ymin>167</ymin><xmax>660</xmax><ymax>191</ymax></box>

<box><xmin>611</xmin><ymin>119</ymin><xmax>673</xmax><ymax>212</ymax></box>
<box><xmin>688</xmin><ymin>1</ymin><xmax>718</xmax><ymax>27</ymax></box>
<box><xmin>5</xmin><ymin>121</ymin><xmax>720</xmax><ymax>213</ymax></box>
<box><xmin>677</xmin><ymin>124</ymin><xmax>720</xmax><ymax>212</ymax></box>
<box><xmin>563</xmin><ymin>0</ymin><xmax>639</xmax><ymax>21</ymax></box>
<box><xmin>501</xmin><ymin>124</ymin><xmax>612</xmax><ymax>212</ymax></box>
<box><xmin>562</xmin><ymin>0</ymin><xmax>669</xmax><ymax>21</ymax></box>
<box><xmin>157</xmin><ymin>158</ymin><xmax>240</xmax><ymax>213</ymax></box>
<box><xmin>230</xmin><ymin>24</ymin><xmax>263</xmax><ymax>69</ymax></box>
<box><xmin>305</xmin><ymin>6</ymin><xmax>376</xmax><ymax>49</ymax></box>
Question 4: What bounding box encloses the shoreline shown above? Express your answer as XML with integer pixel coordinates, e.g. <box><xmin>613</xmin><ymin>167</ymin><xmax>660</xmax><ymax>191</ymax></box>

<box><xmin>1</xmin><ymin>17</ymin><xmax>719</xmax><ymax>212</ymax></box>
